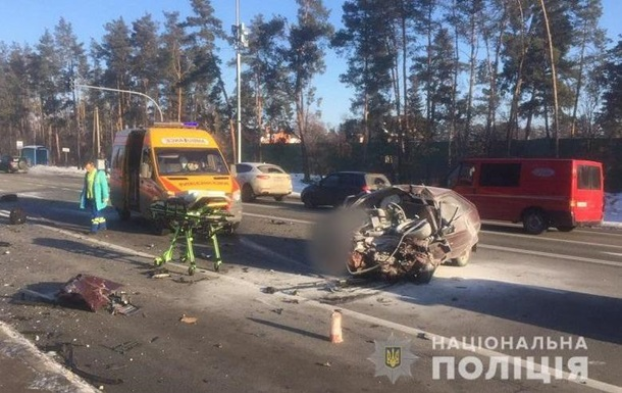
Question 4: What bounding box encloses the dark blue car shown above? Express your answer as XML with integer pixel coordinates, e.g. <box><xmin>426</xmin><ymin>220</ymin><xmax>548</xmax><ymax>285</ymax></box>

<box><xmin>301</xmin><ymin>171</ymin><xmax>391</xmax><ymax>208</ymax></box>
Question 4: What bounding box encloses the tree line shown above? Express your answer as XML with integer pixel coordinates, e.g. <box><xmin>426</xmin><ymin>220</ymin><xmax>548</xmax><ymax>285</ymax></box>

<box><xmin>1</xmin><ymin>0</ymin><xmax>622</xmax><ymax>181</ymax></box>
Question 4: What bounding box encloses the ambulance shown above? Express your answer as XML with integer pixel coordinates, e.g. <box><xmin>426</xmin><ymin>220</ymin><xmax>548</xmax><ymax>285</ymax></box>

<box><xmin>109</xmin><ymin>122</ymin><xmax>242</xmax><ymax>233</ymax></box>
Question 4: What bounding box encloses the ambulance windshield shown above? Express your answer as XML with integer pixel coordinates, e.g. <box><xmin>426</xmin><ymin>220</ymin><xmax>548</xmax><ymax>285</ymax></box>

<box><xmin>155</xmin><ymin>148</ymin><xmax>228</xmax><ymax>176</ymax></box>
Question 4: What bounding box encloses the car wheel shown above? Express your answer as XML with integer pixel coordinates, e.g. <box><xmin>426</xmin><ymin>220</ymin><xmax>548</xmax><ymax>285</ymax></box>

<box><xmin>302</xmin><ymin>195</ymin><xmax>315</xmax><ymax>208</ymax></box>
<box><xmin>556</xmin><ymin>226</ymin><xmax>575</xmax><ymax>232</ymax></box>
<box><xmin>522</xmin><ymin>209</ymin><xmax>547</xmax><ymax>235</ymax></box>
<box><xmin>451</xmin><ymin>248</ymin><xmax>471</xmax><ymax>267</ymax></box>
<box><xmin>413</xmin><ymin>264</ymin><xmax>437</xmax><ymax>284</ymax></box>
<box><xmin>241</xmin><ymin>184</ymin><xmax>255</xmax><ymax>202</ymax></box>
<box><xmin>221</xmin><ymin>223</ymin><xmax>239</xmax><ymax>236</ymax></box>
<box><xmin>274</xmin><ymin>195</ymin><xmax>285</xmax><ymax>202</ymax></box>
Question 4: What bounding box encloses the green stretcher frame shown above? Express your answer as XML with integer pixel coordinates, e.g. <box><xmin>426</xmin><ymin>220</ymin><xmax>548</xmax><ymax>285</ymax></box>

<box><xmin>150</xmin><ymin>197</ymin><xmax>229</xmax><ymax>275</ymax></box>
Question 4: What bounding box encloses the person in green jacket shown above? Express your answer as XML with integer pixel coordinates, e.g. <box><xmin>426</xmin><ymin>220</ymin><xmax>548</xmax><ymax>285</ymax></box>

<box><xmin>79</xmin><ymin>158</ymin><xmax>110</xmax><ymax>234</ymax></box>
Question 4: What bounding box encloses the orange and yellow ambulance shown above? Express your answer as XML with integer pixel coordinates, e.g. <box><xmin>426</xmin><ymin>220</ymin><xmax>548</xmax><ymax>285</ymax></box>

<box><xmin>109</xmin><ymin>122</ymin><xmax>242</xmax><ymax>233</ymax></box>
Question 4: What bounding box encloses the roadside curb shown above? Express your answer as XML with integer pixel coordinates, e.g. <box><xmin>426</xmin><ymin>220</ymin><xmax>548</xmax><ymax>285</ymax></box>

<box><xmin>0</xmin><ymin>321</ymin><xmax>100</xmax><ymax>393</ymax></box>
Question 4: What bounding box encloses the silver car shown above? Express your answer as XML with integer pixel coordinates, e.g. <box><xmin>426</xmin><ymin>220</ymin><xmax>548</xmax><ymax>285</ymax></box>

<box><xmin>233</xmin><ymin>162</ymin><xmax>293</xmax><ymax>202</ymax></box>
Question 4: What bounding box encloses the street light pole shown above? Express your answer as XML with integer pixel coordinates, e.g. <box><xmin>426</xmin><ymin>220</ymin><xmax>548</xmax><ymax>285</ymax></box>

<box><xmin>75</xmin><ymin>84</ymin><xmax>164</xmax><ymax>122</ymax></box>
<box><xmin>236</xmin><ymin>0</ymin><xmax>242</xmax><ymax>163</ymax></box>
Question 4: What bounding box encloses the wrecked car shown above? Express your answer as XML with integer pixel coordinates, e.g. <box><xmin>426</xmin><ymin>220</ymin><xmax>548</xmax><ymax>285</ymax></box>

<box><xmin>326</xmin><ymin>185</ymin><xmax>480</xmax><ymax>283</ymax></box>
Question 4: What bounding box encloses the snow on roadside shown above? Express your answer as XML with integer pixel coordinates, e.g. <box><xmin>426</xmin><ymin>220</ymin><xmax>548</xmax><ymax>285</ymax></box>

<box><xmin>23</xmin><ymin>165</ymin><xmax>622</xmax><ymax>226</ymax></box>
<box><xmin>27</xmin><ymin>165</ymin><xmax>85</xmax><ymax>178</ymax></box>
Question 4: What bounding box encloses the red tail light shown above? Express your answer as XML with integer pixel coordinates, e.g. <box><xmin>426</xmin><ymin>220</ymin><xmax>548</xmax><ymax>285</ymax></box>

<box><xmin>257</xmin><ymin>174</ymin><xmax>270</xmax><ymax>180</ymax></box>
<box><xmin>362</xmin><ymin>185</ymin><xmax>371</xmax><ymax>192</ymax></box>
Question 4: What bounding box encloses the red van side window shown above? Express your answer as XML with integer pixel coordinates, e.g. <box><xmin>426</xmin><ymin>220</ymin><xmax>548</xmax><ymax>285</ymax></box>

<box><xmin>480</xmin><ymin>163</ymin><xmax>521</xmax><ymax>187</ymax></box>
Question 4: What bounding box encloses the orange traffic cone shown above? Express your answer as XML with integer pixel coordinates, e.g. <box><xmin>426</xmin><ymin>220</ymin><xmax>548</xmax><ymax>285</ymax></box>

<box><xmin>330</xmin><ymin>310</ymin><xmax>343</xmax><ymax>343</ymax></box>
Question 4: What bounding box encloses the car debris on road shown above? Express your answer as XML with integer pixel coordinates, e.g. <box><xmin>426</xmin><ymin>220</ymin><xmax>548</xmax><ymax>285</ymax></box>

<box><xmin>16</xmin><ymin>274</ymin><xmax>139</xmax><ymax>315</ymax></box>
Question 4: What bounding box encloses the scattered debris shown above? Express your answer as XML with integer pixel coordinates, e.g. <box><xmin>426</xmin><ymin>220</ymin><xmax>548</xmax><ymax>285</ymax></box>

<box><xmin>416</xmin><ymin>332</ymin><xmax>429</xmax><ymax>341</ymax></box>
<box><xmin>17</xmin><ymin>275</ymin><xmax>138</xmax><ymax>315</ymax></box>
<box><xmin>0</xmin><ymin>193</ymin><xmax>18</xmax><ymax>202</ymax></box>
<box><xmin>9</xmin><ymin>207</ymin><xmax>26</xmax><ymax>225</ymax></box>
<box><xmin>242</xmin><ymin>267</ymin><xmax>249</xmax><ymax>273</ymax></box>
<box><xmin>262</xmin><ymin>286</ymin><xmax>278</xmax><ymax>294</ymax></box>
<box><xmin>146</xmin><ymin>244</ymin><xmax>155</xmax><ymax>249</ymax></box>
<box><xmin>315</xmin><ymin>361</ymin><xmax>331</xmax><ymax>367</ymax></box>
<box><xmin>19</xmin><ymin>288</ymin><xmax>58</xmax><ymax>304</ymax></box>
<box><xmin>271</xmin><ymin>308</ymin><xmax>284</xmax><ymax>315</ymax></box>
<box><xmin>3</xmin><ymin>250</ymin><xmax>10</xmax><ymax>255</ymax></box>
<box><xmin>180</xmin><ymin>314</ymin><xmax>198</xmax><ymax>324</ymax></box>
<box><xmin>0</xmin><ymin>241</ymin><xmax>10</xmax><ymax>247</ymax></box>
<box><xmin>270</xmin><ymin>219</ymin><xmax>287</xmax><ymax>225</ymax></box>
<box><xmin>149</xmin><ymin>336</ymin><xmax>159</xmax><ymax>343</ymax></box>
<box><xmin>104</xmin><ymin>341</ymin><xmax>141</xmax><ymax>355</ymax></box>
<box><xmin>282</xmin><ymin>299</ymin><xmax>299</xmax><ymax>304</ymax></box>
<box><xmin>213</xmin><ymin>343</ymin><xmax>223</xmax><ymax>348</ymax></box>
<box><xmin>172</xmin><ymin>277</ymin><xmax>208</xmax><ymax>285</ymax></box>
<box><xmin>151</xmin><ymin>273</ymin><xmax>170</xmax><ymax>279</ymax></box>
<box><xmin>45</xmin><ymin>343</ymin><xmax>124</xmax><ymax>385</ymax></box>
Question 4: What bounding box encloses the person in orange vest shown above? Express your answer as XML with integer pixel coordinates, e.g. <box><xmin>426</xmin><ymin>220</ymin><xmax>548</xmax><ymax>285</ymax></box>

<box><xmin>79</xmin><ymin>158</ymin><xmax>110</xmax><ymax>234</ymax></box>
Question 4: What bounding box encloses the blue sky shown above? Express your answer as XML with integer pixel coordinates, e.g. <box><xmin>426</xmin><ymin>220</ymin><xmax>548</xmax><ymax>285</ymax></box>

<box><xmin>1</xmin><ymin>0</ymin><xmax>621</xmax><ymax>127</ymax></box>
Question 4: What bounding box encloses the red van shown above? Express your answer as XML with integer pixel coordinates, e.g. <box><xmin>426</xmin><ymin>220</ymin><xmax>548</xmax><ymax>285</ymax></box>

<box><xmin>447</xmin><ymin>158</ymin><xmax>604</xmax><ymax>234</ymax></box>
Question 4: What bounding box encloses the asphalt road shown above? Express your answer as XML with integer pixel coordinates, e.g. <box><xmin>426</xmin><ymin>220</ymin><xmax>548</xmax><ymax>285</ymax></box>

<box><xmin>0</xmin><ymin>171</ymin><xmax>621</xmax><ymax>393</ymax></box>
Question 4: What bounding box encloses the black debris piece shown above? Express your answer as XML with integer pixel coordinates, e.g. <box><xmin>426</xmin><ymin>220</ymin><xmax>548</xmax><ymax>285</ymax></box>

<box><xmin>9</xmin><ymin>207</ymin><xmax>26</xmax><ymax>225</ymax></box>
<box><xmin>0</xmin><ymin>194</ymin><xmax>18</xmax><ymax>202</ymax></box>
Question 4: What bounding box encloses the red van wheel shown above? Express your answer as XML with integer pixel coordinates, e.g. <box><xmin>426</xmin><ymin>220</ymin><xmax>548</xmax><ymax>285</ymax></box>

<box><xmin>523</xmin><ymin>209</ymin><xmax>547</xmax><ymax>235</ymax></box>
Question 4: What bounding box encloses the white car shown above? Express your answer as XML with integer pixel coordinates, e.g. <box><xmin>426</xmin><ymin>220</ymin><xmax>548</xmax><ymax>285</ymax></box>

<box><xmin>233</xmin><ymin>162</ymin><xmax>293</xmax><ymax>202</ymax></box>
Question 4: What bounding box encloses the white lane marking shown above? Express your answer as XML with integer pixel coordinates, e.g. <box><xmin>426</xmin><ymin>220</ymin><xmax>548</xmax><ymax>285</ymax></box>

<box><xmin>481</xmin><ymin>229</ymin><xmax>622</xmax><ymax>250</ymax></box>
<box><xmin>480</xmin><ymin>244</ymin><xmax>622</xmax><ymax>268</ymax></box>
<box><xmin>8</xmin><ymin>219</ymin><xmax>620</xmax><ymax>393</ymax></box>
<box><xmin>243</xmin><ymin>212</ymin><xmax>315</xmax><ymax>225</ymax></box>
<box><xmin>602</xmin><ymin>252</ymin><xmax>622</xmax><ymax>257</ymax></box>
<box><xmin>18</xmin><ymin>192</ymin><xmax>46</xmax><ymax>199</ymax></box>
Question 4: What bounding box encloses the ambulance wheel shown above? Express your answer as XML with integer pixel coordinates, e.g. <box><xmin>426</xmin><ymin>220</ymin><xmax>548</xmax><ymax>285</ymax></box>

<box><xmin>523</xmin><ymin>209</ymin><xmax>547</xmax><ymax>235</ymax></box>
<box><xmin>152</xmin><ymin>219</ymin><xmax>171</xmax><ymax>236</ymax></box>
<box><xmin>241</xmin><ymin>184</ymin><xmax>256</xmax><ymax>202</ymax></box>
<box><xmin>222</xmin><ymin>223</ymin><xmax>238</xmax><ymax>236</ymax></box>
<box><xmin>117</xmin><ymin>208</ymin><xmax>131</xmax><ymax>221</ymax></box>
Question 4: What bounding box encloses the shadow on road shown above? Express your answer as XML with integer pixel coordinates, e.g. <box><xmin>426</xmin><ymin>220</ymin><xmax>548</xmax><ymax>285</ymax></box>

<box><xmin>32</xmin><ymin>237</ymin><xmax>152</xmax><ymax>272</ymax></box>
<box><xmin>384</xmin><ymin>274</ymin><xmax>622</xmax><ymax>346</ymax></box>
